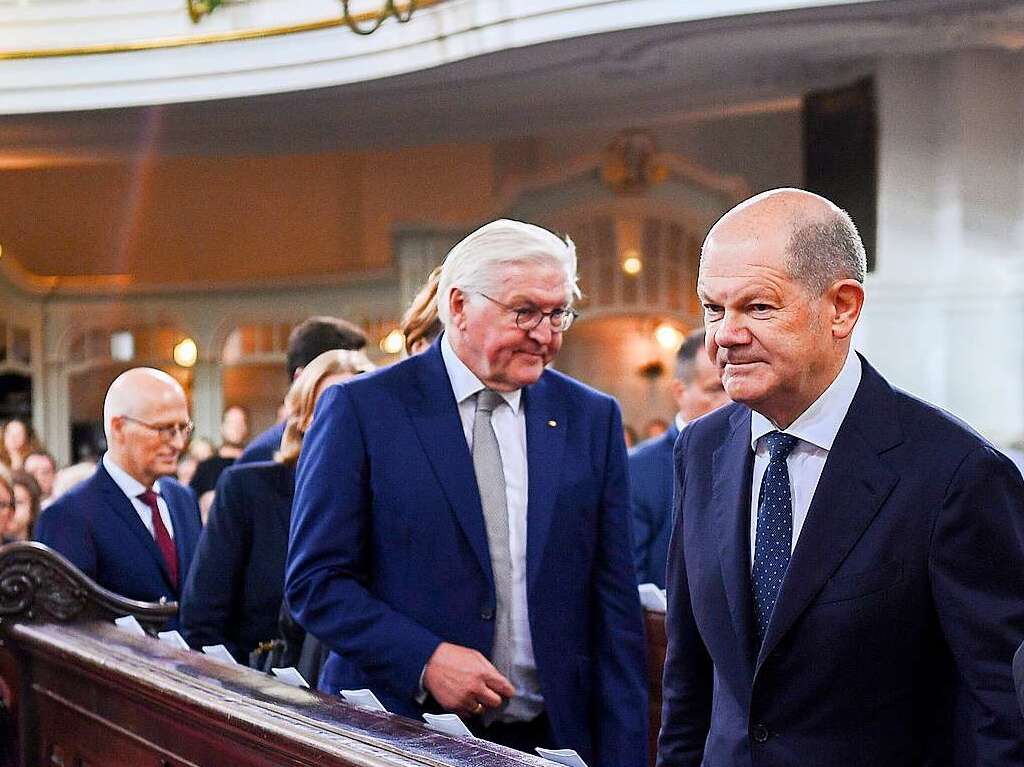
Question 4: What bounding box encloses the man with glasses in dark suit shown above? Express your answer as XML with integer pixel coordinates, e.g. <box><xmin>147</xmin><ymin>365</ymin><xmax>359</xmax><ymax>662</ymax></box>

<box><xmin>287</xmin><ymin>219</ymin><xmax>647</xmax><ymax>765</ymax></box>
<box><xmin>37</xmin><ymin>367</ymin><xmax>202</xmax><ymax>628</ymax></box>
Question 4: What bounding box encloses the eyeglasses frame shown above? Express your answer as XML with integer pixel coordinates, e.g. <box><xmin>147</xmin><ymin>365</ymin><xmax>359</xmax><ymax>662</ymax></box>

<box><xmin>120</xmin><ymin>415</ymin><xmax>195</xmax><ymax>442</ymax></box>
<box><xmin>478</xmin><ymin>293</ymin><xmax>579</xmax><ymax>332</ymax></box>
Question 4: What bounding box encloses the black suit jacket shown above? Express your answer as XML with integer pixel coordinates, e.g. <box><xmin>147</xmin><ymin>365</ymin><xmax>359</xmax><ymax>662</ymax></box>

<box><xmin>179</xmin><ymin>461</ymin><xmax>294</xmax><ymax>661</ymax></box>
<box><xmin>658</xmin><ymin>356</ymin><xmax>1024</xmax><ymax>766</ymax></box>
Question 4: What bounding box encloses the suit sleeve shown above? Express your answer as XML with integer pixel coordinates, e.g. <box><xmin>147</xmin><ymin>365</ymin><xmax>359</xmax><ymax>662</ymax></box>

<box><xmin>591</xmin><ymin>399</ymin><xmax>649</xmax><ymax>767</ymax></box>
<box><xmin>35</xmin><ymin>501</ymin><xmax>98</xmax><ymax>579</ymax></box>
<box><xmin>285</xmin><ymin>385</ymin><xmax>442</xmax><ymax>702</ymax></box>
<box><xmin>628</xmin><ymin>453</ymin><xmax>654</xmax><ymax>585</ymax></box>
<box><xmin>929</xmin><ymin>444</ymin><xmax>1024</xmax><ymax>764</ymax></box>
<box><xmin>179</xmin><ymin>469</ymin><xmax>250</xmax><ymax>661</ymax></box>
<box><xmin>656</xmin><ymin>426</ymin><xmax>713</xmax><ymax>767</ymax></box>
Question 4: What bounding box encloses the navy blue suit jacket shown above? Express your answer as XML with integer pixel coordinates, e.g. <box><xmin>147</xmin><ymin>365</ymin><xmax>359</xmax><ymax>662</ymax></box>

<box><xmin>35</xmin><ymin>461</ymin><xmax>201</xmax><ymax>629</ymax></box>
<box><xmin>236</xmin><ymin>421</ymin><xmax>285</xmax><ymax>465</ymax></box>
<box><xmin>180</xmin><ymin>460</ymin><xmax>294</xmax><ymax>662</ymax></box>
<box><xmin>658</xmin><ymin>357</ymin><xmax>1024</xmax><ymax>766</ymax></box>
<box><xmin>628</xmin><ymin>422</ymin><xmax>679</xmax><ymax>588</ymax></box>
<box><xmin>286</xmin><ymin>339</ymin><xmax>647</xmax><ymax>767</ymax></box>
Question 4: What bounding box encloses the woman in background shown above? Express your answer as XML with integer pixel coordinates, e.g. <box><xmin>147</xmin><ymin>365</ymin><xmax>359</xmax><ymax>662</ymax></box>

<box><xmin>400</xmin><ymin>265</ymin><xmax>442</xmax><ymax>355</ymax></box>
<box><xmin>0</xmin><ymin>471</ymin><xmax>15</xmax><ymax>545</ymax></box>
<box><xmin>180</xmin><ymin>349</ymin><xmax>374</xmax><ymax>663</ymax></box>
<box><xmin>0</xmin><ymin>419</ymin><xmax>41</xmax><ymax>472</ymax></box>
<box><xmin>8</xmin><ymin>470</ymin><xmax>40</xmax><ymax>541</ymax></box>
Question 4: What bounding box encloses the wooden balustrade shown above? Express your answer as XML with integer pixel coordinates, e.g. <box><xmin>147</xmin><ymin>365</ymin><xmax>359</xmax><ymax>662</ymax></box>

<box><xmin>0</xmin><ymin>542</ymin><xmax>668</xmax><ymax>767</ymax></box>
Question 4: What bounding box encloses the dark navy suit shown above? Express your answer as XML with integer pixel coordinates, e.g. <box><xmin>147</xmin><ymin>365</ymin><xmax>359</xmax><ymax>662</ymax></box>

<box><xmin>286</xmin><ymin>338</ymin><xmax>647</xmax><ymax>767</ymax></box>
<box><xmin>627</xmin><ymin>421</ymin><xmax>679</xmax><ymax>588</ymax></box>
<box><xmin>35</xmin><ymin>461</ymin><xmax>201</xmax><ymax>629</ymax></box>
<box><xmin>180</xmin><ymin>460</ymin><xmax>294</xmax><ymax>662</ymax></box>
<box><xmin>236</xmin><ymin>421</ymin><xmax>285</xmax><ymax>465</ymax></box>
<box><xmin>658</xmin><ymin>357</ymin><xmax>1024</xmax><ymax>766</ymax></box>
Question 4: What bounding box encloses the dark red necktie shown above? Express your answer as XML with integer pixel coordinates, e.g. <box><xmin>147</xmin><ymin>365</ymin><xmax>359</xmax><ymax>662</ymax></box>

<box><xmin>137</xmin><ymin>489</ymin><xmax>179</xmax><ymax>589</ymax></box>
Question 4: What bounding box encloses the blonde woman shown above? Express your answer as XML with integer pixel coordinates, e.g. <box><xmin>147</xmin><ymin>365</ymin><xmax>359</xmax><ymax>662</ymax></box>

<box><xmin>400</xmin><ymin>265</ymin><xmax>442</xmax><ymax>355</ymax></box>
<box><xmin>179</xmin><ymin>349</ymin><xmax>373</xmax><ymax>662</ymax></box>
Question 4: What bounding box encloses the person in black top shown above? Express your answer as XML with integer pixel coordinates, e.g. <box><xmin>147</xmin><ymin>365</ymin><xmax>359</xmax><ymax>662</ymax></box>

<box><xmin>180</xmin><ymin>349</ymin><xmax>373</xmax><ymax>662</ymax></box>
<box><xmin>190</xmin><ymin>405</ymin><xmax>249</xmax><ymax>522</ymax></box>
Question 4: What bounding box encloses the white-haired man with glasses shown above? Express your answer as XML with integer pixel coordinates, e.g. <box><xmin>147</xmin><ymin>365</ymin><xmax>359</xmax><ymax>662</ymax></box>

<box><xmin>36</xmin><ymin>367</ymin><xmax>202</xmax><ymax>629</ymax></box>
<box><xmin>287</xmin><ymin>219</ymin><xmax>647</xmax><ymax>764</ymax></box>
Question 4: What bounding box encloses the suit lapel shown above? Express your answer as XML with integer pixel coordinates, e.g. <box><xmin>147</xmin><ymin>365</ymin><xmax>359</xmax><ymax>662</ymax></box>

<box><xmin>97</xmin><ymin>465</ymin><xmax>176</xmax><ymax>591</ymax></box>
<box><xmin>406</xmin><ymin>342</ymin><xmax>494</xmax><ymax>587</ymax></box>
<box><xmin>523</xmin><ymin>374</ymin><xmax>567</xmax><ymax>590</ymax></box>
<box><xmin>756</xmin><ymin>359</ymin><xmax>902</xmax><ymax>671</ymax></box>
<box><xmin>712</xmin><ymin>406</ymin><xmax>759</xmax><ymax>673</ymax></box>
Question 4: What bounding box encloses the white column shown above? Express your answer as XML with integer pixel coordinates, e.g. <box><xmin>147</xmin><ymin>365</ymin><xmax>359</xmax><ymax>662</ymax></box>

<box><xmin>859</xmin><ymin>50</ymin><xmax>1024</xmax><ymax>447</ymax></box>
<box><xmin>191</xmin><ymin>360</ymin><xmax>222</xmax><ymax>446</ymax></box>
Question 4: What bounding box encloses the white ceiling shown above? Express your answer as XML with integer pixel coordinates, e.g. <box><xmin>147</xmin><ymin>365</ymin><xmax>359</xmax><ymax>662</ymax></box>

<box><xmin>0</xmin><ymin>0</ymin><xmax>1021</xmax><ymax>164</ymax></box>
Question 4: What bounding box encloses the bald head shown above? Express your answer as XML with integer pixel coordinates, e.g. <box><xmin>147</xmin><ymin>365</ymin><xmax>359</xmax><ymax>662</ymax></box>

<box><xmin>698</xmin><ymin>188</ymin><xmax>866</xmax><ymax>428</ymax></box>
<box><xmin>104</xmin><ymin>368</ymin><xmax>187</xmax><ymax>440</ymax></box>
<box><xmin>104</xmin><ymin>368</ymin><xmax>190</xmax><ymax>487</ymax></box>
<box><xmin>704</xmin><ymin>188</ymin><xmax>866</xmax><ymax>296</ymax></box>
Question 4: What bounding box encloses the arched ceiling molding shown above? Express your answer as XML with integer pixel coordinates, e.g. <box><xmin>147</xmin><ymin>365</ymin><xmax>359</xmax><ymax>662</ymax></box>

<box><xmin>0</xmin><ymin>0</ymin><xmax>972</xmax><ymax>113</ymax></box>
<box><xmin>0</xmin><ymin>247</ymin><xmax>395</xmax><ymax>300</ymax></box>
<box><xmin>497</xmin><ymin>149</ymin><xmax>748</xmax><ymax>235</ymax></box>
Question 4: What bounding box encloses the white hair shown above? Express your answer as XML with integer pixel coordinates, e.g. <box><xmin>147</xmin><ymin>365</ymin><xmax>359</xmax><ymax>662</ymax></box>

<box><xmin>436</xmin><ymin>219</ymin><xmax>580</xmax><ymax>326</ymax></box>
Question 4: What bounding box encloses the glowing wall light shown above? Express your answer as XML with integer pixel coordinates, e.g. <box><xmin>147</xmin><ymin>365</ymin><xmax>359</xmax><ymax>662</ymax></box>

<box><xmin>173</xmin><ymin>337</ymin><xmax>198</xmax><ymax>368</ymax></box>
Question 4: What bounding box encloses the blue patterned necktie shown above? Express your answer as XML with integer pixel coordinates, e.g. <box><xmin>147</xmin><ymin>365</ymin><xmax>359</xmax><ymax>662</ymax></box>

<box><xmin>751</xmin><ymin>431</ymin><xmax>800</xmax><ymax>644</ymax></box>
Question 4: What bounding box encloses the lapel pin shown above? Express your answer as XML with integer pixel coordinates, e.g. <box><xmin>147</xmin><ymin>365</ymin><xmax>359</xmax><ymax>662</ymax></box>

<box><xmin>547</xmin><ymin>420</ymin><xmax>557</xmax><ymax>428</ymax></box>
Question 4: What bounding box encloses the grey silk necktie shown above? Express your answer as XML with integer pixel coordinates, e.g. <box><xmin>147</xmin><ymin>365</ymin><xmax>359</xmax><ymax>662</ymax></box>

<box><xmin>473</xmin><ymin>389</ymin><xmax>514</xmax><ymax>694</ymax></box>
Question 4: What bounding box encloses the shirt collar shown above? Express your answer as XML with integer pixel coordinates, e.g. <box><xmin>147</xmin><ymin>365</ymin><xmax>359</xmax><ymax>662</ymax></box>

<box><xmin>102</xmin><ymin>452</ymin><xmax>162</xmax><ymax>498</ymax></box>
<box><xmin>750</xmin><ymin>348</ymin><xmax>862</xmax><ymax>452</ymax></box>
<box><xmin>440</xmin><ymin>333</ymin><xmax>522</xmax><ymax>414</ymax></box>
<box><xmin>675</xmin><ymin>412</ymin><xmax>687</xmax><ymax>433</ymax></box>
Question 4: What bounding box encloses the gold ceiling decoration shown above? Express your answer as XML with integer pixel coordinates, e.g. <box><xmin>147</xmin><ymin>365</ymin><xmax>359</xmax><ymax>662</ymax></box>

<box><xmin>1</xmin><ymin>0</ymin><xmax>433</xmax><ymax>59</ymax></box>
<box><xmin>601</xmin><ymin>130</ymin><xmax>669</xmax><ymax>196</ymax></box>
<box><xmin>188</xmin><ymin>0</ymin><xmax>418</xmax><ymax>35</ymax></box>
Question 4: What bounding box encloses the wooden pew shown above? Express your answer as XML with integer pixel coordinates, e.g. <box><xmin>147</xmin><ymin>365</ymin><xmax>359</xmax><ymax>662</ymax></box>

<box><xmin>0</xmin><ymin>542</ymin><xmax>670</xmax><ymax>767</ymax></box>
<box><xmin>644</xmin><ymin>610</ymin><xmax>667</xmax><ymax>765</ymax></box>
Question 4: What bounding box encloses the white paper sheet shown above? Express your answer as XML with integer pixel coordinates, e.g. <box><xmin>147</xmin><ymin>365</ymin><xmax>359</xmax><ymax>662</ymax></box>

<box><xmin>422</xmin><ymin>712</ymin><xmax>473</xmax><ymax>737</ymax></box>
<box><xmin>201</xmin><ymin>644</ymin><xmax>239</xmax><ymax>664</ymax></box>
<box><xmin>271</xmin><ymin>667</ymin><xmax>310</xmax><ymax>688</ymax></box>
<box><xmin>340</xmin><ymin>688</ymin><xmax>388</xmax><ymax>712</ymax></box>
<box><xmin>113</xmin><ymin>615</ymin><xmax>146</xmax><ymax>636</ymax></box>
<box><xmin>157</xmin><ymin>630</ymin><xmax>190</xmax><ymax>649</ymax></box>
<box><xmin>536</xmin><ymin>747</ymin><xmax>589</xmax><ymax>767</ymax></box>
<box><xmin>638</xmin><ymin>582</ymin><xmax>668</xmax><ymax>612</ymax></box>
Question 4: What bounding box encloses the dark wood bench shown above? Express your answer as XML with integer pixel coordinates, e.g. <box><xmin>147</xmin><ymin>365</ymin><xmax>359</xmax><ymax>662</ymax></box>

<box><xmin>0</xmin><ymin>542</ymin><xmax>668</xmax><ymax>767</ymax></box>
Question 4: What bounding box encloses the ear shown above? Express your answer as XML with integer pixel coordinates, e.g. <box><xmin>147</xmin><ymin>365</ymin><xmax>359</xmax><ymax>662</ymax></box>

<box><xmin>669</xmin><ymin>378</ymin><xmax>687</xmax><ymax>412</ymax></box>
<box><xmin>828</xmin><ymin>279</ymin><xmax>865</xmax><ymax>340</ymax></box>
<box><xmin>448</xmin><ymin>288</ymin><xmax>470</xmax><ymax>331</ymax></box>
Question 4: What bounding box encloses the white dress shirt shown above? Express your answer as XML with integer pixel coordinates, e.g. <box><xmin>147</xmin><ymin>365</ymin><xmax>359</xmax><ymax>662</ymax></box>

<box><xmin>102</xmin><ymin>453</ymin><xmax>176</xmax><ymax>540</ymax></box>
<box><xmin>749</xmin><ymin>349</ymin><xmax>862</xmax><ymax>564</ymax></box>
<box><xmin>441</xmin><ymin>334</ymin><xmax>544</xmax><ymax>721</ymax></box>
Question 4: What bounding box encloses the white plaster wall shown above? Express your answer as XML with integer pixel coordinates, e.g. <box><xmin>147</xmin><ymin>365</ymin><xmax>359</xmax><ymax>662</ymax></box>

<box><xmin>859</xmin><ymin>50</ymin><xmax>1024</xmax><ymax>446</ymax></box>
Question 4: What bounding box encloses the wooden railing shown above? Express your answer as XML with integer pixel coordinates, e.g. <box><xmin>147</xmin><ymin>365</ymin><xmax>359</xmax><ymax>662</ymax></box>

<box><xmin>0</xmin><ymin>542</ymin><xmax>667</xmax><ymax>767</ymax></box>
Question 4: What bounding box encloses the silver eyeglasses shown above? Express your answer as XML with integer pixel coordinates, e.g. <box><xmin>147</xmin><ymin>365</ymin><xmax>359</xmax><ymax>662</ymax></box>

<box><xmin>121</xmin><ymin>416</ymin><xmax>195</xmax><ymax>442</ymax></box>
<box><xmin>479</xmin><ymin>293</ymin><xmax>578</xmax><ymax>332</ymax></box>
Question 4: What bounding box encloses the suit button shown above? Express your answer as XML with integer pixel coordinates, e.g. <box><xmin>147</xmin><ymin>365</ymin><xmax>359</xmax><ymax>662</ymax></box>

<box><xmin>751</xmin><ymin>723</ymin><xmax>769</xmax><ymax>743</ymax></box>
<box><xmin>480</xmin><ymin>607</ymin><xmax>494</xmax><ymax>620</ymax></box>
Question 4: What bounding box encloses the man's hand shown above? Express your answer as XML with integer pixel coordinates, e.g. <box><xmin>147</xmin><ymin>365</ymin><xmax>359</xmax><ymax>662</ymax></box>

<box><xmin>423</xmin><ymin>642</ymin><xmax>516</xmax><ymax>717</ymax></box>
